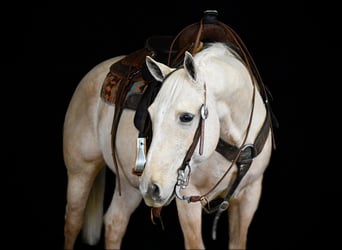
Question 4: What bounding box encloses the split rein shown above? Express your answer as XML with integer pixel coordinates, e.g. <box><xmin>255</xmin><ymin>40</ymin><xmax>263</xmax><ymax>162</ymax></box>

<box><xmin>150</xmin><ymin>65</ymin><xmax>258</xmax><ymax>240</ymax></box>
<box><xmin>172</xmin><ymin>19</ymin><xmax>258</xmax><ymax>208</ymax></box>
<box><xmin>151</xmin><ymin>17</ymin><xmax>265</xmax><ymax>238</ymax></box>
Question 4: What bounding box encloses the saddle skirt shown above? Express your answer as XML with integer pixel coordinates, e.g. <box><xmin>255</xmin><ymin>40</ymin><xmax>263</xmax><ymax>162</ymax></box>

<box><xmin>100</xmin><ymin>47</ymin><xmax>153</xmax><ymax>109</ymax></box>
<box><xmin>100</xmin><ymin>69</ymin><xmax>147</xmax><ymax>109</ymax></box>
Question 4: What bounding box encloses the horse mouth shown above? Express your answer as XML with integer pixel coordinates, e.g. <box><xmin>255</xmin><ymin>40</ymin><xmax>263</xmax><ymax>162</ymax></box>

<box><xmin>142</xmin><ymin>187</ymin><xmax>176</xmax><ymax>207</ymax></box>
<box><xmin>163</xmin><ymin>192</ymin><xmax>176</xmax><ymax>206</ymax></box>
<box><xmin>145</xmin><ymin>193</ymin><xmax>175</xmax><ymax>208</ymax></box>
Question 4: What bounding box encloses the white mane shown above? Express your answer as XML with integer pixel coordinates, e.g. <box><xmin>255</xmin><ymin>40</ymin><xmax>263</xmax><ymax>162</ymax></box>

<box><xmin>195</xmin><ymin>42</ymin><xmax>238</xmax><ymax>63</ymax></box>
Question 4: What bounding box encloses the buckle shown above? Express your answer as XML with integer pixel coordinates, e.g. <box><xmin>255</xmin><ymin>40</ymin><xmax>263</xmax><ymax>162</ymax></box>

<box><xmin>239</xmin><ymin>144</ymin><xmax>256</xmax><ymax>164</ymax></box>
<box><xmin>218</xmin><ymin>200</ymin><xmax>229</xmax><ymax>212</ymax></box>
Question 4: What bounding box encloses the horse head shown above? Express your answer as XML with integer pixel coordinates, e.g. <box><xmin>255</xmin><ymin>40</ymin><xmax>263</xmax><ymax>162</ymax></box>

<box><xmin>139</xmin><ymin>48</ymin><xmax>224</xmax><ymax>207</ymax></box>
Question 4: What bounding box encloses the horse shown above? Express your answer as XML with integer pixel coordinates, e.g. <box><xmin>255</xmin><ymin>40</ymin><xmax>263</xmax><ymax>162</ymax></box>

<box><xmin>63</xmin><ymin>12</ymin><xmax>276</xmax><ymax>250</ymax></box>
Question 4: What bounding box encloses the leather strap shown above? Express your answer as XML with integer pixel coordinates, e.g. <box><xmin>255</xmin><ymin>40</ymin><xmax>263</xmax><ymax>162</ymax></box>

<box><xmin>205</xmin><ymin>106</ymin><xmax>272</xmax><ymax>240</ymax></box>
<box><xmin>110</xmin><ymin>48</ymin><xmax>154</xmax><ymax>194</ymax></box>
<box><xmin>215</xmin><ymin>103</ymin><xmax>271</xmax><ymax>164</ymax></box>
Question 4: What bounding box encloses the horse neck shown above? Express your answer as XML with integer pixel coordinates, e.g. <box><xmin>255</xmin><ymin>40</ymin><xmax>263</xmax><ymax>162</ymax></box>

<box><xmin>197</xmin><ymin>45</ymin><xmax>267</xmax><ymax>146</ymax></box>
<box><xmin>216</xmin><ymin>75</ymin><xmax>267</xmax><ymax>147</ymax></box>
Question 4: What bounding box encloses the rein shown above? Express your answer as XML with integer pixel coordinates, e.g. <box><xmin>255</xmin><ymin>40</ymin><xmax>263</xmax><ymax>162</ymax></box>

<box><xmin>167</xmin><ymin>11</ymin><xmax>276</xmax><ymax>239</ymax></box>
<box><xmin>171</xmin><ymin>55</ymin><xmax>273</xmax><ymax>237</ymax></box>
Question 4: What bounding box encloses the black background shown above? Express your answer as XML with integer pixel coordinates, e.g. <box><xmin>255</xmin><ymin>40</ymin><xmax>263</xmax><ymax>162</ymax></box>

<box><xmin>10</xmin><ymin>2</ymin><xmax>328</xmax><ymax>250</ymax></box>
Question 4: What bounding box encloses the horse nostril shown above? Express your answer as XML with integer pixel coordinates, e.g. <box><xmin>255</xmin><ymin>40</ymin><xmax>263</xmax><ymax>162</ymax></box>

<box><xmin>149</xmin><ymin>183</ymin><xmax>161</xmax><ymax>201</ymax></box>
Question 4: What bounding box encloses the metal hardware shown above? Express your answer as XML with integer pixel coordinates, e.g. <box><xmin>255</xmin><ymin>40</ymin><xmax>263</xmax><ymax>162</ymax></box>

<box><xmin>212</xmin><ymin>200</ymin><xmax>229</xmax><ymax>240</ymax></box>
<box><xmin>201</xmin><ymin>104</ymin><xmax>208</xmax><ymax>120</ymax></box>
<box><xmin>133</xmin><ymin>137</ymin><xmax>146</xmax><ymax>175</ymax></box>
<box><xmin>175</xmin><ymin>164</ymin><xmax>191</xmax><ymax>201</ymax></box>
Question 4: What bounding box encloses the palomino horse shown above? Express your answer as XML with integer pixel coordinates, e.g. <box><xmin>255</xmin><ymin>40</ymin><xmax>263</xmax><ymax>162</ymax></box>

<box><xmin>63</xmin><ymin>11</ymin><xmax>276</xmax><ymax>249</ymax></box>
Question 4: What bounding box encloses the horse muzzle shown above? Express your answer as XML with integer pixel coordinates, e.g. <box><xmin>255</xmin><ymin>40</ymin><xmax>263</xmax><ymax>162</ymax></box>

<box><xmin>140</xmin><ymin>181</ymin><xmax>176</xmax><ymax>207</ymax></box>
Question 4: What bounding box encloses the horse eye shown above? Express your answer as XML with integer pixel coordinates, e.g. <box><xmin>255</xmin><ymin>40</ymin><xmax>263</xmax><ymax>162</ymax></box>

<box><xmin>179</xmin><ymin>113</ymin><xmax>194</xmax><ymax>123</ymax></box>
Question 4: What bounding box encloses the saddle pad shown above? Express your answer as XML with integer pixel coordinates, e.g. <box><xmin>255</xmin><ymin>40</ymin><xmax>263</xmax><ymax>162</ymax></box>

<box><xmin>100</xmin><ymin>70</ymin><xmax>146</xmax><ymax>106</ymax></box>
<box><xmin>100</xmin><ymin>48</ymin><xmax>153</xmax><ymax>107</ymax></box>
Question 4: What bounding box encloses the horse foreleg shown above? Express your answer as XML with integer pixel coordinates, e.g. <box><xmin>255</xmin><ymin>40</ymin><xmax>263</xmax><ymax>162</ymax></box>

<box><xmin>176</xmin><ymin>199</ymin><xmax>205</xmax><ymax>249</ymax></box>
<box><xmin>104</xmin><ymin>180</ymin><xmax>142</xmax><ymax>249</ymax></box>
<box><xmin>227</xmin><ymin>177</ymin><xmax>263</xmax><ymax>250</ymax></box>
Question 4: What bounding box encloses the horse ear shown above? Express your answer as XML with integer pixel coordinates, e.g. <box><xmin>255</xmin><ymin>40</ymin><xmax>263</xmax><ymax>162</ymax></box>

<box><xmin>145</xmin><ymin>56</ymin><xmax>173</xmax><ymax>82</ymax></box>
<box><xmin>184</xmin><ymin>51</ymin><xmax>197</xmax><ymax>82</ymax></box>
